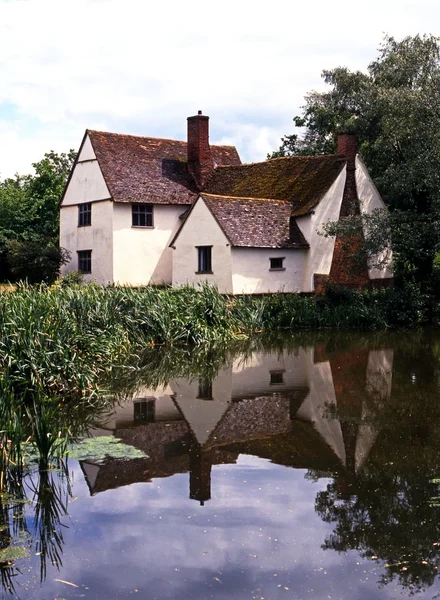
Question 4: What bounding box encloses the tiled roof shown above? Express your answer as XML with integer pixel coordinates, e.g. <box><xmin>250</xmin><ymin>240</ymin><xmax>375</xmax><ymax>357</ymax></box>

<box><xmin>203</xmin><ymin>155</ymin><xmax>346</xmax><ymax>216</ymax></box>
<box><xmin>200</xmin><ymin>193</ymin><xmax>309</xmax><ymax>249</ymax></box>
<box><xmin>87</xmin><ymin>130</ymin><xmax>241</xmax><ymax>205</ymax></box>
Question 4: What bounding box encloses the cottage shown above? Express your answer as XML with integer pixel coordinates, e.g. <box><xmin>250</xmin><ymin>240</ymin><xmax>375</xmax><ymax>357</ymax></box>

<box><xmin>60</xmin><ymin>112</ymin><xmax>392</xmax><ymax>292</ymax></box>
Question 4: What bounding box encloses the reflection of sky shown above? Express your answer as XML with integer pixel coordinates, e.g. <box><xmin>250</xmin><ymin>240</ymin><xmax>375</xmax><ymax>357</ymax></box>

<box><xmin>13</xmin><ymin>456</ymin><xmax>414</xmax><ymax>600</ymax></box>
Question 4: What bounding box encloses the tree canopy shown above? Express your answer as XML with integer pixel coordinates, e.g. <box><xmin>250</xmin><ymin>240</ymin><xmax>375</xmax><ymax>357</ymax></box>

<box><xmin>0</xmin><ymin>150</ymin><xmax>75</xmax><ymax>283</ymax></box>
<box><xmin>274</xmin><ymin>34</ymin><xmax>440</xmax><ymax>292</ymax></box>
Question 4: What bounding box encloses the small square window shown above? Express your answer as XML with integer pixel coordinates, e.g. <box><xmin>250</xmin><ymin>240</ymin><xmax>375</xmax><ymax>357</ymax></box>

<box><xmin>132</xmin><ymin>204</ymin><xmax>153</xmax><ymax>227</ymax></box>
<box><xmin>270</xmin><ymin>370</ymin><xmax>285</xmax><ymax>385</ymax></box>
<box><xmin>197</xmin><ymin>379</ymin><xmax>213</xmax><ymax>400</ymax></box>
<box><xmin>78</xmin><ymin>203</ymin><xmax>91</xmax><ymax>227</ymax></box>
<box><xmin>134</xmin><ymin>398</ymin><xmax>155</xmax><ymax>423</ymax></box>
<box><xmin>270</xmin><ymin>257</ymin><xmax>285</xmax><ymax>270</ymax></box>
<box><xmin>77</xmin><ymin>250</ymin><xmax>92</xmax><ymax>274</ymax></box>
<box><xmin>197</xmin><ymin>246</ymin><xmax>212</xmax><ymax>273</ymax></box>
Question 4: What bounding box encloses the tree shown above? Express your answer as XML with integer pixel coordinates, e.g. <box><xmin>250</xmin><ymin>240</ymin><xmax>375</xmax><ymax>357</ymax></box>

<box><xmin>0</xmin><ymin>150</ymin><xmax>75</xmax><ymax>283</ymax></box>
<box><xmin>274</xmin><ymin>35</ymin><xmax>440</xmax><ymax>292</ymax></box>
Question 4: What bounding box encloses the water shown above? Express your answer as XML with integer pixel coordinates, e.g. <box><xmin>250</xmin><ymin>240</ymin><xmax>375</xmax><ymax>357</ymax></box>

<box><xmin>3</xmin><ymin>331</ymin><xmax>440</xmax><ymax>599</ymax></box>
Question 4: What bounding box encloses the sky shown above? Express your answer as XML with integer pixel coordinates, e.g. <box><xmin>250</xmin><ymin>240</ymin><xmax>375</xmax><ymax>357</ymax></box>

<box><xmin>0</xmin><ymin>0</ymin><xmax>439</xmax><ymax>179</ymax></box>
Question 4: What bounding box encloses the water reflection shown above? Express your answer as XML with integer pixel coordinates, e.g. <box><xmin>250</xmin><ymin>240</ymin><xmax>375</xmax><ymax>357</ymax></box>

<box><xmin>83</xmin><ymin>342</ymin><xmax>393</xmax><ymax>507</ymax></box>
<box><xmin>3</xmin><ymin>332</ymin><xmax>440</xmax><ymax>598</ymax></box>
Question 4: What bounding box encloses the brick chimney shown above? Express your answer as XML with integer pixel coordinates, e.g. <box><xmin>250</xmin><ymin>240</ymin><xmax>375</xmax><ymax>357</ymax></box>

<box><xmin>337</xmin><ymin>132</ymin><xmax>357</xmax><ymax>172</ymax></box>
<box><xmin>337</xmin><ymin>132</ymin><xmax>358</xmax><ymax>216</ymax></box>
<box><xmin>327</xmin><ymin>131</ymin><xmax>370</xmax><ymax>289</ymax></box>
<box><xmin>187</xmin><ymin>111</ymin><xmax>213</xmax><ymax>189</ymax></box>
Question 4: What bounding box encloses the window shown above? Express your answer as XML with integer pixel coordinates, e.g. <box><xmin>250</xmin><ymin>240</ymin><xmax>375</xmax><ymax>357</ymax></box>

<box><xmin>270</xmin><ymin>370</ymin><xmax>285</xmax><ymax>385</ymax></box>
<box><xmin>270</xmin><ymin>257</ymin><xmax>285</xmax><ymax>271</ymax></box>
<box><xmin>78</xmin><ymin>203</ymin><xmax>91</xmax><ymax>227</ymax></box>
<box><xmin>197</xmin><ymin>379</ymin><xmax>213</xmax><ymax>400</ymax></box>
<box><xmin>132</xmin><ymin>204</ymin><xmax>153</xmax><ymax>227</ymax></box>
<box><xmin>134</xmin><ymin>398</ymin><xmax>155</xmax><ymax>423</ymax></box>
<box><xmin>77</xmin><ymin>250</ymin><xmax>92</xmax><ymax>274</ymax></box>
<box><xmin>197</xmin><ymin>246</ymin><xmax>212</xmax><ymax>273</ymax></box>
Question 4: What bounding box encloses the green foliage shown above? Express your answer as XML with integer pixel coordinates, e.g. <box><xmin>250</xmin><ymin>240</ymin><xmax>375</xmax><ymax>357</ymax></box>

<box><xmin>274</xmin><ymin>34</ymin><xmax>440</xmax><ymax>292</ymax></box>
<box><xmin>59</xmin><ymin>270</ymin><xmax>84</xmax><ymax>287</ymax></box>
<box><xmin>6</xmin><ymin>240</ymin><xmax>70</xmax><ymax>284</ymax></box>
<box><xmin>0</xmin><ymin>151</ymin><xmax>75</xmax><ymax>283</ymax></box>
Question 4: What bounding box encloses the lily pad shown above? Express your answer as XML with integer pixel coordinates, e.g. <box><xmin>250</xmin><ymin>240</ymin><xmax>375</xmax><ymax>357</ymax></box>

<box><xmin>0</xmin><ymin>546</ymin><xmax>29</xmax><ymax>563</ymax></box>
<box><xmin>68</xmin><ymin>436</ymin><xmax>147</xmax><ymax>462</ymax></box>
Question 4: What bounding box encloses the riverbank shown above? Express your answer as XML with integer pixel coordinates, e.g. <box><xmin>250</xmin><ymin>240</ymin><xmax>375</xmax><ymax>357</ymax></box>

<box><xmin>0</xmin><ymin>281</ymin><xmax>429</xmax><ymax>400</ymax></box>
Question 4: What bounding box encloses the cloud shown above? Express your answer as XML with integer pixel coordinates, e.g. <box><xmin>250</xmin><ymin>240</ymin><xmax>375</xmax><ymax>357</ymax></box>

<box><xmin>1</xmin><ymin>0</ymin><xmax>440</xmax><ymax>176</ymax></box>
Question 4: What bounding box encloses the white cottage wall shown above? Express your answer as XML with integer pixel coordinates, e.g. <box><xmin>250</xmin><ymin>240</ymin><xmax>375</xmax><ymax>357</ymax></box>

<box><xmin>172</xmin><ymin>198</ymin><xmax>232</xmax><ymax>293</ymax></box>
<box><xmin>60</xmin><ymin>200</ymin><xmax>114</xmax><ymax>283</ymax></box>
<box><xmin>231</xmin><ymin>247</ymin><xmax>306</xmax><ymax>294</ymax></box>
<box><xmin>78</xmin><ymin>135</ymin><xmax>97</xmax><ymax>162</ymax></box>
<box><xmin>112</xmin><ymin>204</ymin><xmax>184</xmax><ymax>286</ymax></box>
<box><xmin>356</xmin><ymin>156</ymin><xmax>393</xmax><ymax>279</ymax></box>
<box><xmin>62</xmin><ymin>157</ymin><xmax>111</xmax><ymax>206</ymax></box>
<box><xmin>297</xmin><ymin>168</ymin><xmax>346</xmax><ymax>292</ymax></box>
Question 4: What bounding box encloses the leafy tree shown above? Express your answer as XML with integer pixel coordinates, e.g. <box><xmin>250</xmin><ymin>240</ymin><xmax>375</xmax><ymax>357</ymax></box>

<box><xmin>274</xmin><ymin>35</ymin><xmax>440</xmax><ymax>292</ymax></box>
<box><xmin>0</xmin><ymin>150</ymin><xmax>75</xmax><ymax>283</ymax></box>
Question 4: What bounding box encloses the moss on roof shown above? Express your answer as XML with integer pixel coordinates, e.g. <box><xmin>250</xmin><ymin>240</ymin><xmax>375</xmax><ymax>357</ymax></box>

<box><xmin>203</xmin><ymin>155</ymin><xmax>346</xmax><ymax>216</ymax></box>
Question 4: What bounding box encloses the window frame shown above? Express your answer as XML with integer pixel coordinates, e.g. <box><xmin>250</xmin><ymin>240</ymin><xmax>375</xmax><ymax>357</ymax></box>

<box><xmin>133</xmin><ymin>397</ymin><xmax>156</xmax><ymax>423</ymax></box>
<box><xmin>78</xmin><ymin>203</ymin><xmax>92</xmax><ymax>227</ymax></box>
<box><xmin>132</xmin><ymin>203</ymin><xmax>154</xmax><ymax>228</ymax></box>
<box><xmin>197</xmin><ymin>379</ymin><xmax>213</xmax><ymax>400</ymax></box>
<box><xmin>77</xmin><ymin>250</ymin><xmax>92</xmax><ymax>274</ymax></box>
<box><xmin>269</xmin><ymin>257</ymin><xmax>285</xmax><ymax>271</ymax></box>
<box><xmin>196</xmin><ymin>246</ymin><xmax>213</xmax><ymax>274</ymax></box>
<box><xmin>270</xmin><ymin>370</ymin><xmax>285</xmax><ymax>385</ymax></box>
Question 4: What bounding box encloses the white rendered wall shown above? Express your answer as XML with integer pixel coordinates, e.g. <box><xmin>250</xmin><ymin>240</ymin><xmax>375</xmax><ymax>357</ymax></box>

<box><xmin>356</xmin><ymin>156</ymin><xmax>393</xmax><ymax>279</ymax></box>
<box><xmin>61</xmin><ymin>137</ymin><xmax>111</xmax><ymax>206</ymax></box>
<box><xmin>78</xmin><ymin>135</ymin><xmax>96</xmax><ymax>161</ymax></box>
<box><xmin>113</xmin><ymin>204</ymin><xmax>184</xmax><ymax>286</ymax></box>
<box><xmin>296</xmin><ymin>168</ymin><xmax>346</xmax><ymax>292</ymax></box>
<box><xmin>172</xmin><ymin>198</ymin><xmax>233</xmax><ymax>293</ymax></box>
<box><xmin>231</xmin><ymin>247</ymin><xmax>307</xmax><ymax>294</ymax></box>
<box><xmin>60</xmin><ymin>200</ymin><xmax>114</xmax><ymax>283</ymax></box>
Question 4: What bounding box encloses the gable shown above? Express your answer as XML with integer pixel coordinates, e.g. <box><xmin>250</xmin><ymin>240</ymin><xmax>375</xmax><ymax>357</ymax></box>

<box><xmin>170</xmin><ymin>196</ymin><xmax>229</xmax><ymax>247</ymax></box>
<box><xmin>201</xmin><ymin>194</ymin><xmax>309</xmax><ymax>249</ymax></box>
<box><xmin>78</xmin><ymin>134</ymin><xmax>96</xmax><ymax>162</ymax></box>
<box><xmin>61</xmin><ymin>134</ymin><xmax>111</xmax><ymax>206</ymax></box>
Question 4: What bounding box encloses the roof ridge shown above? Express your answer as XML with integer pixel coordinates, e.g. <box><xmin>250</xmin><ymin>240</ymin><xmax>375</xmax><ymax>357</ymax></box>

<box><xmin>87</xmin><ymin>129</ymin><xmax>236</xmax><ymax>149</ymax></box>
<box><xmin>209</xmin><ymin>153</ymin><xmax>345</xmax><ymax>172</ymax></box>
<box><xmin>200</xmin><ymin>192</ymin><xmax>292</xmax><ymax>203</ymax></box>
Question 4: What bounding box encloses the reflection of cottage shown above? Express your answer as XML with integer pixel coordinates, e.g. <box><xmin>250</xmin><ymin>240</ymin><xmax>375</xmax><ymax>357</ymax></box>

<box><xmin>81</xmin><ymin>346</ymin><xmax>393</xmax><ymax>504</ymax></box>
<box><xmin>60</xmin><ymin>113</ymin><xmax>392</xmax><ymax>292</ymax></box>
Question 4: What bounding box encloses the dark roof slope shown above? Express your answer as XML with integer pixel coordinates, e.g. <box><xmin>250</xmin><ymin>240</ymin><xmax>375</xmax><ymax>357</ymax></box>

<box><xmin>87</xmin><ymin>130</ymin><xmax>241</xmax><ymax>205</ymax></box>
<box><xmin>200</xmin><ymin>193</ymin><xmax>309</xmax><ymax>249</ymax></box>
<box><xmin>203</xmin><ymin>155</ymin><xmax>346</xmax><ymax>216</ymax></box>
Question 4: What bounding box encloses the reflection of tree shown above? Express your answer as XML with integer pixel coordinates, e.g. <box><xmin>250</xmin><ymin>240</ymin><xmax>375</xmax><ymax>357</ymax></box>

<box><xmin>313</xmin><ymin>331</ymin><xmax>440</xmax><ymax>594</ymax></box>
<box><xmin>316</xmin><ymin>470</ymin><xmax>440</xmax><ymax>592</ymax></box>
